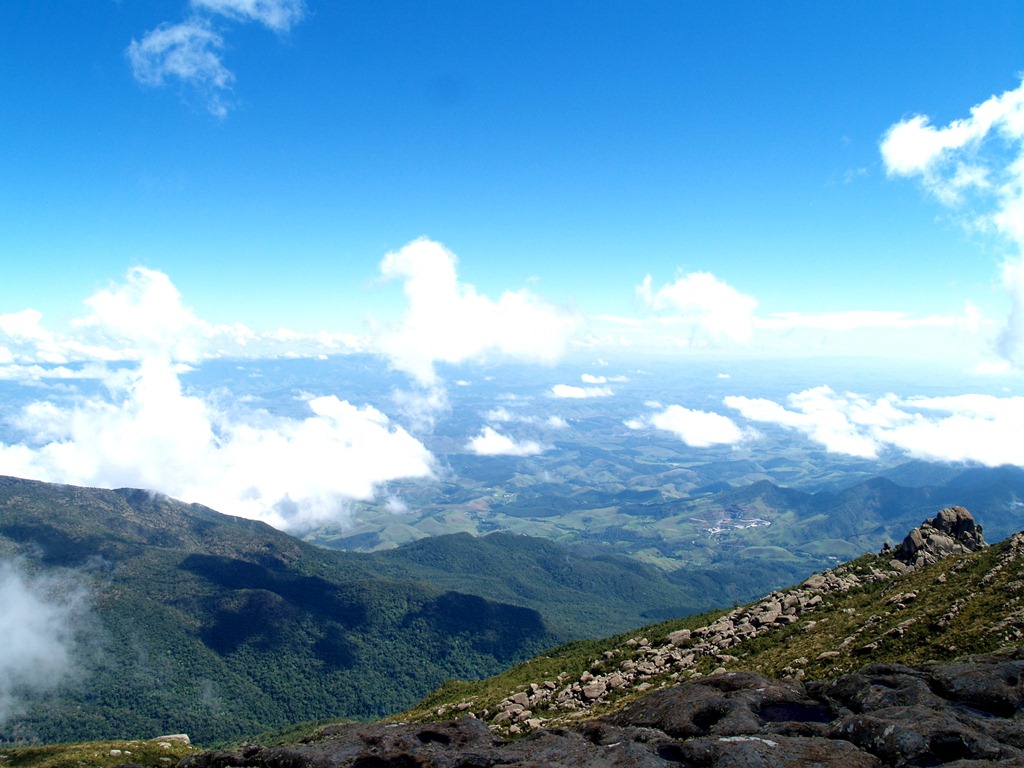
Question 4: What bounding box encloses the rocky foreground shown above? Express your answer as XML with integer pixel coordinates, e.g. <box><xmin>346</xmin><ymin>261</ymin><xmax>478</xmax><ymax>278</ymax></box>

<box><xmin>181</xmin><ymin>651</ymin><xmax>1024</xmax><ymax>767</ymax></box>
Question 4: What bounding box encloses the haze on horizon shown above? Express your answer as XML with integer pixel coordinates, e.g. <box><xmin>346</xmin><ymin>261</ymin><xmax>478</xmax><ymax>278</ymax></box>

<box><xmin>2</xmin><ymin>1</ymin><xmax>1024</xmax><ymax>528</ymax></box>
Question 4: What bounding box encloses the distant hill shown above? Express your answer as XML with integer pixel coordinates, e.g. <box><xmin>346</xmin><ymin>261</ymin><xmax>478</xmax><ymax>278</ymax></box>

<box><xmin>313</xmin><ymin>463</ymin><xmax>1024</xmax><ymax>578</ymax></box>
<box><xmin>0</xmin><ymin>476</ymin><xmax>737</xmax><ymax>746</ymax></box>
<box><xmin>373</xmin><ymin>532</ymin><xmax>695</xmax><ymax>635</ymax></box>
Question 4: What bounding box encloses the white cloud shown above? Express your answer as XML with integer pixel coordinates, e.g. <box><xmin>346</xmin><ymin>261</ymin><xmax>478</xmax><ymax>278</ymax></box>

<box><xmin>581</xmin><ymin>373</ymin><xmax>607</xmax><ymax>384</ymax></box>
<box><xmin>376</xmin><ymin>239</ymin><xmax>578</xmax><ymax>386</ymax></box>
<box><xmin>725</xmin><ymin>386</ymin><xmax>898</xmax><ymax>458</ymax></box>
<box><xmin>465</xmin><ymin>426</ymin><xmax>548</xmax><ymax>457</ymax></box>
<box><xmin>191</xmin><ymin>0</ymin><xmax>305</xmax><ymax>32</ymax></box>
<box><xmin>0</xmin><ymin>562</ymin><xmax>90</xmax><ymax>724</ymax></box>
<box><xmin>725</xmin><ymin>386</ymin><xmax>1024</xmax><ymax>467</ymax></box>
<box><xmin>484</xmin><ymin>406</ymin><xmax>514</xmax><ymax>422</ymax></box>
<box><xmin>637</xmin><ymin>272</ymin><xmax>758</xmax><ymax>344</ymax></box>
<box><xmin>0</xmin><ymin>271</ymin><xmax>434</xmax><ymax>530</ymax></box>
<box><xmin>0</xmin><ymin>268</ymin><xmax>361</xmax><ymax>375</ymax></box>
<box><xmin>128</xmin><ymin>0</ymin><xmax>305</xmax><ymax>116</ymax></box>
<box><xmin>545</xmin><ymin>415</ymin><xmax>569</xmax><ymax>429</ymax></box>
<box><xmin>127</xmin><ymin>20</ymin><xmax>234</xmax><ymax>118</ymax></box>
<box><xmin>0</xmin><ymin>360</ymin><xmax>435</xmax><ymax>530</ymax></box>
<box><xmin>550</xmin><ymin>383</ymin><xmax>613</xmax><ymax>399</ymax></box>
<box><xmin>880</xmin><ymin>394</ymin><xmax>1024</xmax><ymax>466</ymax></box>
<box><xmin>882</xmin><ymin>77</ymin><xmax>1024</xmax><ymax>365</ymax></box>
<box><xmin>630</xmin><ymin>405</ymin><xmax>744</xmax><ymax>448</ymax></box>
<box><xmin>75</xmin><ymin>267</ymin><xmax>208</xmax><ymax>362</ymax></box>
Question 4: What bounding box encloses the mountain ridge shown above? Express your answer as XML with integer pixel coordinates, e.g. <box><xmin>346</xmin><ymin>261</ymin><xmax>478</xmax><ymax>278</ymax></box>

<box><xmin>171</xmin><ymin>507</ymin><xmax>1024</xmax><ymax>767</ymax></box>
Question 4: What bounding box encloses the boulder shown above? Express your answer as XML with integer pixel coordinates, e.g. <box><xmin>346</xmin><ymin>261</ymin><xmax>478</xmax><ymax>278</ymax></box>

<box><xmin>890</xmin><ymin>506</ymin><xmax>986</xmax><ymax>569</ymax></box>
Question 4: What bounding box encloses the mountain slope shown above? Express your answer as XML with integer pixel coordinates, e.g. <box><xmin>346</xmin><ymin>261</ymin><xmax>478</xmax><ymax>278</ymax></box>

<box><xmin>165</xmin><ymin>507</ymin><xmax>1024</xmax><ymax>768</ymax></box>
<box><xmin>0</xmin><ymin>477</ymin><xmax>557</xmax><ymax>744</ymax></box>
<box><xmin>392</xmin><ymin>506</ymin><xmax>1021</xmax><ymax>730</ymax></box>
<box><xmin>6</xmin><ymin>505</ymin><xmax>1023</xmax><ymax>767</ymax></box>
<box><xmin>369</xmin><ymin>531</ymin><xmax>722</xmax><ymax>634</ymax></box>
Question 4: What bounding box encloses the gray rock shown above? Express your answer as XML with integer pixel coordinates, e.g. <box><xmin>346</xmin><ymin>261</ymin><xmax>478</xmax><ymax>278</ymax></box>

<box><xmin>890</xmin><ymin>506</ymin><xmax>987</xmax><ymax>569</ymax></box>
<box><xmin>179</xmin><ymin>651</ymin><xmax>1024</xmax><ymax>767</ymax></box>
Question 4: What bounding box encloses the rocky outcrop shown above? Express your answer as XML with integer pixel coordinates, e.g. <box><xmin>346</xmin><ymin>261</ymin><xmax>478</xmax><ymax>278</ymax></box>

<box><xmin>466</xmin><ymin>555</ymin><xmax>899</xmax><ymax>730</ymax></box>
<box><xmin>888</xmin><ymin>506</ymin><xmax>987</xmax><ymax>570</ymax></box>
<box><xmin>179</xmin><ymin>651</ymin><xmax>1024</xmax><ymax>767</ymax></box>
<box><xmin>424</xmin><ymin>506</ymin><xmax>999</xmax><ymax>735</ymax></box>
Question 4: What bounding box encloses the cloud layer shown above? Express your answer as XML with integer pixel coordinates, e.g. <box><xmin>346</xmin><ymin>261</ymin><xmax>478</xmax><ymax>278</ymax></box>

<box><xmin>627</xmin><ymin>404</ymin><xmax>744</xmax><ymax>448</ymax></box>
<box><xmin>466</xmin><ymin>427</ymin><xmax>548</xmax><ymax>457</ymax></box>
<box><xmin>726</xmin><ymin>386</ymin><xmax>1024</xmax><ymax>466</ymax></box>
<box><xmin>0</xmin><ymin>267</ymin><xmax>362</xmax><ymax>371</ymax></box>
<box><xmin>550</xmin><ymin>384</ymin><xmax>613</xmax><ymax>399</ymax></box>
<box><xmin>583</xmin><ymin>273</ymin><xmax>976</xmax><ymax>362</ymax></box>
<box><xmin>0</xmin><ymin>270</ymin><xmax>433</xmax><ymax>530</ymax></box>
<box><xmin>637</xmin><ymin>272</ymin><xmax>758</xmax><ymax>344</ymax></box>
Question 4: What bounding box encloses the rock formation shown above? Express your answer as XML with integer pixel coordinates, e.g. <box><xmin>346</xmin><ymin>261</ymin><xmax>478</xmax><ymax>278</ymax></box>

<box><xmin>179</xmin><ymin>651</ymin><xmax>1024</xmax><ymax>768</ymax></box>
<box><xmin>889</xmin><ymin>506</ymin><xmax>987</xmax><ymax>570</ymax></box>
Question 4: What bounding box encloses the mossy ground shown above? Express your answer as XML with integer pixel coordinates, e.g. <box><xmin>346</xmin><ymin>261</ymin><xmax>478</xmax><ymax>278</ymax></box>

<box><xmin>0</xmin><ymin>739</ymin><xmax>194</xmax><ymax>768</ymax></box>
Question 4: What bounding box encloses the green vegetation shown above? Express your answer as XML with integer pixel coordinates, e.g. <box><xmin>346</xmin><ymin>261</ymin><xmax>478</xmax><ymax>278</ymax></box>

<box><xmin>6</xmin><ymin>467</ymin><xmax>1024</xmax><ymax>752</ymax></box>
<box><xmin>0</xmin><ymin>478</ymin><xmax>558</xmax><ymax>745</ymax></box>
<box><xmin>737</xmin><ymin>541</ymin><xmax>1024</xmax><ymax>679</ymax></box>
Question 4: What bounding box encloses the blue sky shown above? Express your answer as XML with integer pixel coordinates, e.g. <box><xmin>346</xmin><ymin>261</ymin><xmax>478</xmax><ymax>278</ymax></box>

<box><xmin>2</xmin><ymin>1</ymin><xmax>1024</xmax><ymax>526</ymax></box>
<box><xmin>3</xmin><ymin>2</ymin><xmax>1022</xmax><ymax>334</ymax></box>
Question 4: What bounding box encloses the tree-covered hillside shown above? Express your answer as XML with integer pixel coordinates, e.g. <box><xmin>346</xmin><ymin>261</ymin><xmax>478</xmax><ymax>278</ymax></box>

<box><xmin>0</xmin><ymin>477</ymin><xmax>556</xmax><ymax>744</ymax></box>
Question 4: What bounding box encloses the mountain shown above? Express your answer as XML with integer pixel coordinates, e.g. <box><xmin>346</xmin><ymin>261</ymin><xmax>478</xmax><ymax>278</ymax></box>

<box><xmin>394</xmin><ymin>505</ymin><xmax>1015</xmax><ymax>727</ymax></box>
<box><xmin>0</xmin><ymin>475</ymin><xmax>740</xmax><ymax>745</ymax></box>
<box><xmin>0</xmin><ymin>477</ymin><xmax>556</xmax><ymax>744</ymax></box>
<box><xmin>6</xmin><ymin>505</ymin><xmax>1024</xmax><ymax>767</ymax></box>
<box><xmin>160</xmin><ymin>506</ymin><xmax>1024</xmax><ymax>767</ymax></box>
